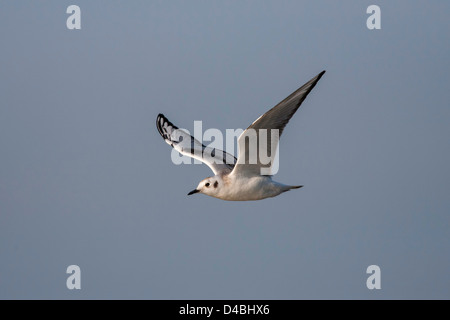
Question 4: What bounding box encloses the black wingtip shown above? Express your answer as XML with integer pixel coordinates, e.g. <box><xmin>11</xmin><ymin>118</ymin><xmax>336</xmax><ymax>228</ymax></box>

<box><xmin>317</xmin><ymin>70</ymin><xmax>326</xmax><ymax>79</ymax></box>
<box><xmin>156</xmin><ymin>113</ymin><xmax>180</xmax><ymax>141</ymax></box>
<box><xmin>304</xmin><ymin>70</ymin><xmax>326</xmax><ymax>92</ymax></box>
<box><xmin>156</xmin><ymin>113</ymin><xmax>167</xmax><ymax>127</ymax></box>
<box><xmin>156</xmin><ymin>114</ymin><xmax>165</xmax><ymax>138</ymax></box>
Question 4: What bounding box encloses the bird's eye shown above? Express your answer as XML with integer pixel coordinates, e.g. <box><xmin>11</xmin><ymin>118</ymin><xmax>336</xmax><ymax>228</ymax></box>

<box><xmin>205</xmin><ymin>183</ymin><xmax>210</xmax><ymax>187</ymax></box>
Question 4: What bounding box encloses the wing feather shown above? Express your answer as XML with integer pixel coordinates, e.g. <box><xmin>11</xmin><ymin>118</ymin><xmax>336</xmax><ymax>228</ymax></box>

<box><xmin>156</xmin><ymin>114</ymin><xmax>236</xmax><ymax>175</ymax></box>
<box><xmin>231</xmin><ymin>70</ymin><xmax>326</xmax><ymax>177</ymax></box>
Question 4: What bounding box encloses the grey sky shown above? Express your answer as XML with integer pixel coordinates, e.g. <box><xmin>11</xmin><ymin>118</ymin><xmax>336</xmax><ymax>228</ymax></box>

<box><xmin>0</xmin><ymin>1</ymin><xmax>449</xmax><ymax>299</ymax></box>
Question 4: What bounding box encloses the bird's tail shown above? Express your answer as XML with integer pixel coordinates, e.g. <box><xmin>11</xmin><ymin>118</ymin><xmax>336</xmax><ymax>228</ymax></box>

<box><xmin>282</xmin><ymin>185</ymin><xmax>303</xmax><ymax>192</ymax></box>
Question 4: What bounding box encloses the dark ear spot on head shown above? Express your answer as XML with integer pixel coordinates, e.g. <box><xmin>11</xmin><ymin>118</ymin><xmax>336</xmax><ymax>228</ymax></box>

<box><xmin>213</xmin><ymin>181</ymin><xmax>218</xmax><ymax>188</ymax></box>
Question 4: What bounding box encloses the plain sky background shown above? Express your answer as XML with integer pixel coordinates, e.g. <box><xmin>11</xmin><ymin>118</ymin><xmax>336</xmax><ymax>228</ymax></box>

<box><xmin>0</xmin><ymin>1</ymin><xmax>449</xmax><ymax>299</ymax></box>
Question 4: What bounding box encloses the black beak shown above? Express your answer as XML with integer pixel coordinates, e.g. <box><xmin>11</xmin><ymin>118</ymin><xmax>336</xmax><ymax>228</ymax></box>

<box><xmin>187</xmin><ymin>189</ymin><xmax>199</xmax><ymax>196</ymax></box>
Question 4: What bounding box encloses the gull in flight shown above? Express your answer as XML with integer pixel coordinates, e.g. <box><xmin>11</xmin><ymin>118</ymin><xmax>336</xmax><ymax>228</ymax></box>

<box><xmin>156</xmin><ymin>70</ymin><xmax>325</xmax><ymax>201</ymax></box>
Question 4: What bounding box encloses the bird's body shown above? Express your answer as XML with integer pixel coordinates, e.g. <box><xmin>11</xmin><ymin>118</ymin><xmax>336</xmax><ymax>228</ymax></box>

<box><xmin>196</xmin><ymin>174</ymin><xmax>302</xmax><ymax>201</ymax></box>
<box><xmin>156</xmin><ymin>70</ymin><xmax>325</xmax><ymax>201</ymax></box>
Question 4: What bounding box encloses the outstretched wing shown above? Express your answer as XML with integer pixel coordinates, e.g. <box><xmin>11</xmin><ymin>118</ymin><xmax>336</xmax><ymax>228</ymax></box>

<box><xmin>156</xmin><ymin>114</ymin><xmax>237</xmax><ymax>175</ymax></box>
<box><xmin>231</xmin><ymin>70</ymin><xmax>326</xmax><ymax>177</ymax></box>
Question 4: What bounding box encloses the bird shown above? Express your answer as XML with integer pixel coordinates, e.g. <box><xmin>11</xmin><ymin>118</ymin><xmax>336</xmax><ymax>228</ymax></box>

<box><xmin>156</xmin><ymin>70</ymin><xmax>325</xmax><ymax>201</ymax></box>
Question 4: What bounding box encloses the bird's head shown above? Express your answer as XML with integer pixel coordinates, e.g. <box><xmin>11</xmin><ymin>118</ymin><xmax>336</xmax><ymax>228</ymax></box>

<box><xmin>188</xmin><ymin>176</ymin><xmax>221</xmax><ymax>197</ymax></box>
